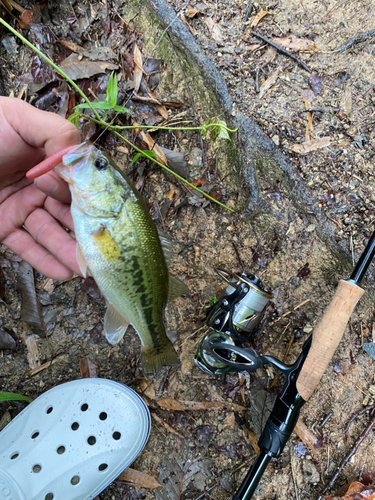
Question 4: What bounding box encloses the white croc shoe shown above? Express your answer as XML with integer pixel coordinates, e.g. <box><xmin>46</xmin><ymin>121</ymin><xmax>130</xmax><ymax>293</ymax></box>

<box><xmin>0</xmin><ymin>378</ymin><xmax>151</xmax><ymax>500</ymax></box>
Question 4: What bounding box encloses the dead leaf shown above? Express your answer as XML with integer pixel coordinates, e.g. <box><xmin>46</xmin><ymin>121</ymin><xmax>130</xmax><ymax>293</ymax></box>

<box><xmin>157</xmin><ymin>398</ymin><xmax>247</xmax><ymax>411</ymax></box>
<box><xmin>17</xmin><ymin>261</ymin><xmax>56</xmax><ymax>338</ymax></box>
<box><xmin>322</xmin><ymin>481</ymin><xmax>375</xmax><ymax>499</ymax></box>
<box><xmin>133</xmin><ymin>44</ymin><xmax>143</xmax><ymax>93</ymax></box>
<box><xmin>294</xmin><ymin>419</ymin><xmax>322</xmax><ymax>456</ymax></box>
<box><xmin>258</xmin><ymin>67</ymin><xmax>280</xmax><ymax>99</ymax></box>
<box><xmin>138</xmin><ymin>129</ymin><xmax>168</xmax><ymax>165</ymax></box>
<box><xmin>152</xmin><ymin>413</ymin><xmax>184</xmax><ymax>439</ymax></box>
<box><xmin>245</xmin><ymin>43</ymin><xmax>262</xmax><ymax>52</ymax></box>
<box><xmin>0</xmin><ymin>327</ymin><xmax>18</xmax><ymax>350</ymax></box>
<box><xmin>288</xmin><ymin>137</ymin><xmax>331</xmax><ymax>154</ymax></box>
<box><xmin>19</xmin><ymin>9</ymin><xmax>33</xmax><ymax>26</ymax></box>
<box><xmin>59</xmin><ymin>53</ymin><xmax>118</xmax><ymax>80</ymax></box>
<box><xmin>259</xmin><ymin>46</ymin><xmax>277</xmax><ymax>65</ymax></box>
<box><xmin>247</xmin><ymin>429</ymin><xmax>260</xmax><ymax>453</ymax></box>
<box><xmin>309</xmin><ymin>72</ymin><xmax>323</xmax><ymax>95</ymax></box>
<box><xmin>339</xmin><ymin>84</ymin><xmax>352</xmax><ymax>115</ymax></box>
<box><xmin>205</xmin><ymin>17</ymin><xmax>223</xmax><ymax>43</ymax></box>
<box><xmin>270</xmin><ymin>37</ymin><xmax>318</xmax><ymax>51</ymax></box>
<box><xmin>185</xmin><ymin>5</ymin><xmax>201</xmax><ymax>17</ymax></box>
<box><xmin>80</xmin><ymin>356</ymin><xmax>98</xmax><ymax>378</ymax></box>
<box><xmin>58</xmin><ymin>39</ymin><xmax>86</xmax><ymax>53</ymax></box>
<box><xmin>250</xmin><ymin>8</ymin><xmax>269</xmax><ymax>27</ymax></box>
<box><xmin>116</xmin><ymin>468</ymin><xmax>161</xmax><ymax>489</ymax></box>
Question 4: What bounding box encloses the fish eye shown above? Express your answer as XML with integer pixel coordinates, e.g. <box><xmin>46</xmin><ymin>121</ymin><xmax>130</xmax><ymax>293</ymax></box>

<box><xmin>95</xmin><ymin>157</ymin><xmax>108</xmax><ymax>170</ymax></box>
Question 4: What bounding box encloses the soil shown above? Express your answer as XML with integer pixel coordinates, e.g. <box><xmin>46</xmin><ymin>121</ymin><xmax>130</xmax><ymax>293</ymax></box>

<box><xmin>0</xmin><ymin>1</ymin><xmax>375</xmax><ymax>500</ymax></box>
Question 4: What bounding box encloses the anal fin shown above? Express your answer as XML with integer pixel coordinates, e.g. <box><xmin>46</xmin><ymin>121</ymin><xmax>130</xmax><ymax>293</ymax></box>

<box><xmin>104</xmin><ymin>303</ymin><xmax>130</xmax><ymax>345</ymax></box>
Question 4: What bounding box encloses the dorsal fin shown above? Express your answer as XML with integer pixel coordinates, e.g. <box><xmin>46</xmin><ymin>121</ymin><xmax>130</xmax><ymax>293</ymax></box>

<box><xmin>157</xmin><ymin>228</ymin><xmax>175</xmax><ymax>266</ymax></box>
<box><xmin>168</xmin><ymin>275</ymin><xmax>190</xmax><ymax>301</ymax></box>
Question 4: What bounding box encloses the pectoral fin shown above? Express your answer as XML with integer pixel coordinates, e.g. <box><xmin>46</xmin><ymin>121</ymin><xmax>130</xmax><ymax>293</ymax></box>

<box><xmin>168</xmin><ymin>275</ymin><xmax>190</xmax><ymax>301</ymax></box>
<box><xmin>104</xmin><ymin>303</ymin><xmax>130</xmax><ymax>345</ymax></box>
<box><xmin>157</xmin><ymin>228</ymin><xmax>174</xmax><ymax>265</ymax></box>
<box><xmin>76</xmin><ymin>244</ymin><xmax>89</xmax><ymax>278</ymax></box>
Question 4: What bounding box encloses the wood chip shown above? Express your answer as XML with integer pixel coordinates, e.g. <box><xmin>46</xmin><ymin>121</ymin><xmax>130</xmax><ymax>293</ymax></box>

<box><xmin>157</xmin><ymin>398</ymin><xmax>247</xmax><ymax>411</ymax></box>
<box><xmin>288</xmin><ymin>136</ymin><xmax>331</xmax><ymax>154</ymax></box>
<box><xmin>270</xmin><ymin>37</ymin><xmax>318</xmax><ymax>51</ymax></box>
<box><xmin>294</xmin><ymin>419</ymin><xmax>321</xmax><ymax>456</ymax></box>
<box><xmin>250</xmin><ymin>8</ymin><xmax>269</xmax><ymax>27</ymax></box>
<box><xmin>339</xmin><ymin>84</ymin><xmax>352</xmax><ymax>115</ymax></box>
<box><xmin>116</xmin><ymin>468</ymin><xmax>161</xmax><ymax>489</ymax></box>
<box><xmin>258</xmin><ymin>67</ymin><xmax>280</xmax><ymax>99</ymax></box>
<box><xmin>185</xmin><ymin>5</ymin><xmax>201</xmax><ymax>18</ymax></box>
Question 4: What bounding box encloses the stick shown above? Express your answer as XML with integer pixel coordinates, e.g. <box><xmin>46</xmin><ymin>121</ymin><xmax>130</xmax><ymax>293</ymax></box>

<box><xmin>241</xmin><ymin>0</ymin><xmax>253</xmax><ymax>31</ymax></box>
<box><xmin>335</xmin><ymin>29</ymin><xmax>375</xmax><ymax>52</ymax></box>
<box><xmin>252</xmin><ymin>31</ymin><xmax>312</xmax><ymax>73</ymax></box>
<box><xmin>320</xmin><ymin>407</ymin><xmax>375</xmax><ymax>495</ymax></box>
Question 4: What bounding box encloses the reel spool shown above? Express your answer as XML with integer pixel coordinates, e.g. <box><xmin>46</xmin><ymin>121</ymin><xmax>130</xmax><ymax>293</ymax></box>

<box><xmin>195</xmin><ymin>268</ymin><xmax>273</xmax><ymax>375</ymax></box>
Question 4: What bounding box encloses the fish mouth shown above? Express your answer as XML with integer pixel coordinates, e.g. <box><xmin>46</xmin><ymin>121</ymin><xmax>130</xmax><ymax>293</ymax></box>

<box><xmin>55</xmin><ymin>141</ymin><xmax>96</xmax><ymax>183</ymax></box>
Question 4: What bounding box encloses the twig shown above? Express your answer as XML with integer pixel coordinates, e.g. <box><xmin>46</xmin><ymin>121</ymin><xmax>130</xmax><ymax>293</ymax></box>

<box><xmin>320</xmin><ymin>407</ymin><xmax>375</xmax><ymax>495</ymax></box>
<box><xmin>252</xmin><ymin>31</ymin><xmax>312</xmax><ymax>73</ymax></box>
<box><xmin>345</xmin><ymin>405</ymin><xmax>375</xmax><ymax>433</ymax></box>
<box><xmin>335</xmin><ymin>29</ymin><xmax>375</xmax><ymax>52</ymax></box>
<box><xmin>241</xmin><ymin>0</ymin><xmax>253</xmax><ymax>31</ymax></box>
<box><xmin>232</xmin><ymin>242</ymin><xmax>245</xmax><ymax>269</ymax></box>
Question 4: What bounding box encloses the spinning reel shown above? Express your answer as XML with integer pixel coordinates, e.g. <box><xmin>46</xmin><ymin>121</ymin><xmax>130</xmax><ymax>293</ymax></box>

<box><xmin>195</xmin><ymin>268</ymin><xmax>278</xmax><ymax>375</ymax></box>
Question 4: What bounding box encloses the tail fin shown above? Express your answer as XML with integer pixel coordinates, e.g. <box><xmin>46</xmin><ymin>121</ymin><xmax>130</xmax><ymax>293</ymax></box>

<box><xmin>141</xmin><ymin>341</ymin><xmax>180</xmax><ymax>379</ymax></box>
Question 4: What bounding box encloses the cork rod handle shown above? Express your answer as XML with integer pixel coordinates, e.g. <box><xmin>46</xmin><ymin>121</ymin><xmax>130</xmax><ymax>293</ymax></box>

<box><xmin>296</xmin><ymin>280</ymin><xmax>364</xmax><ymax>401</ymax></box>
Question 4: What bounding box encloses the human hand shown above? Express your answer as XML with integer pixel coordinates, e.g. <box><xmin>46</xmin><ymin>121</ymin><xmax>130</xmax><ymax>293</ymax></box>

<box><xmin>0</xmin><ymin>96</ymin><xmax>80</xmax><ymax>280</ymax></box>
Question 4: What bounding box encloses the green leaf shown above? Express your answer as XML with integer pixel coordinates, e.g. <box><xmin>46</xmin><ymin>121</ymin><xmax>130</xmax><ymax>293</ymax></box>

<box><xmin>68</xmin><ymin>112</ymin><xmax>80</xmax><ymax>128</ymax></box>
<box><xmin>113</xmin><ymin>105</ymin><xmax>130</xmax><ymax>114</ymax></box>
<box><xmin>131</xmin><ymin>150</ymin><xmax>159</xmax><ymax>165</ymax></box>
<box><xmin>210</xmin><ymin>119</ymin><xmax>231</xmax><ymax>143</ymax></box>
<box><xmin>0</xmin><ymin>392</ymin><xmax>32</xmax><ymax>402</ymax></box>
<box><xmin>106</xmin><ymin>71</ymin><xmax>118</xmax><ymax>107</ymax></box>
<box><xmin>131</xmin><ymin>153</ymin><xmax>142</xmax><ymax>165</ymax></box>
<box><xmin>75</xmin><ymin>101</ymin><xmax>114</xmax><ymax>110</ymax></box>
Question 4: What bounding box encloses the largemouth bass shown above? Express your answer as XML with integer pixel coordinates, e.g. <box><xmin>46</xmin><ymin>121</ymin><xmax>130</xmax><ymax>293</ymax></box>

<box><xmin>55</xmin><ymin>141</ymin><xmax>188</xmax><ymax>379</ymax></box>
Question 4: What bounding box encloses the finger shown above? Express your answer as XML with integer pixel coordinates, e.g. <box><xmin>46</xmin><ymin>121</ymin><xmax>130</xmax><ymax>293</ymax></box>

<box><xmin>44</xmin><ymin>197</ymin><xmax>74</xmax><ymax>231</ymax></box>
<box><xmin>34</xmin><ymin>171</ymin><xmax>72</xmax><ymax>204</ymax></box>
<box><xmin>0</xmin><ymin>97</ymin><xmax>79</xmax><ymax>157</ymax></box>
<box><xmin>0</xmin><ymin>183</ymin><xmax>47</xmax><ymax>241</ymax></box>
<box><xmin>23</xmin><ymin>208</ymin><xmax>81</xmax><ymax>276</ymax></box>
<box><xmin>2</xmin><ymin>229</ymin><xmax>75</xmax><ymax>281</ymax></box>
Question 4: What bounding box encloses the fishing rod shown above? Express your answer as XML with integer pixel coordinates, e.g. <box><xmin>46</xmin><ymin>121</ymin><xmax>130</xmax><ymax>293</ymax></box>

<box><xmin>195</xmin><ymin>230</ymin><xmax>375</xmax><ymax>499</ymax></box>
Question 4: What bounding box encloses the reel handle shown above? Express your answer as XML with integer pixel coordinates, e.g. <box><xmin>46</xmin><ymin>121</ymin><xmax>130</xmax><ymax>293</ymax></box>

<box><xmin>296</xmin><ymin>279</ymin><xmax>364</xmax><ymax>401</ymax></box>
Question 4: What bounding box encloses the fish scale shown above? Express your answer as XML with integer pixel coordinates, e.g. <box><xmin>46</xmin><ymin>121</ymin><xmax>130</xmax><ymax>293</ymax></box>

<box><xmin>55</xmin><ymin>141</ymin><xmax>188</xmax><ymax>379</ymax></box>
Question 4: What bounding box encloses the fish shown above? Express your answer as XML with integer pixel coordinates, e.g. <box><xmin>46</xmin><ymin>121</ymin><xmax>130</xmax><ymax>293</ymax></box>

<box><xmin>55</xmin><ymin>141</ymin><xmax>188</xmax><ymax>379</ymax></box>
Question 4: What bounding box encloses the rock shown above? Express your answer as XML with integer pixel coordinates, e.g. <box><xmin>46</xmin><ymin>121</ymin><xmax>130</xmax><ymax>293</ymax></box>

<box><xmin>188</xmin><ymin>147</ymin><xmax>203</xmax><ymax>179</ymax></box>
<box><xmin>363</xmin><ymin>342</ymin><xmax>375</xmax><ymax>361</ymax></box>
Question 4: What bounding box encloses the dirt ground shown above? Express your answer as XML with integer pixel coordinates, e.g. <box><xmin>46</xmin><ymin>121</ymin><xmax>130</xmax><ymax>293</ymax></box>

<box><xmin>0</xmin><ymin>0</ymin><xmax>375</xmax><ymax>499</ymax></box>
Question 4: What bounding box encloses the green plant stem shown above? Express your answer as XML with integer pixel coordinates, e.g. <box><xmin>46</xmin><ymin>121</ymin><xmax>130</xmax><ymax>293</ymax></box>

<box><xmin>78</xmin><ymin>115</ymin><xmax>238</xmax><ymax>133</ymax></box>
<box><xmin>0</xmin><ymin>17</ymin><xmax>102</xmax><ymax>121</ymax></box>
<box><xmin>110</xmin><ymin>128</ymin><xmax>235</xmax><ymax>212</ymax></box>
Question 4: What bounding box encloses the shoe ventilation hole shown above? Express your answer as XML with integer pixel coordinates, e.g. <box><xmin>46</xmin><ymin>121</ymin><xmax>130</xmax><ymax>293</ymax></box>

<box><xmin>31</xmin><ymin>431</ymin><xmax>39</xmax><ymax>439</ymax></box>
<box><xmin>32</xmin><ymin>464</ymin><xmax>42</xmax><ymax>473</ymax></box>
<box><xmin>87</xmin><ymin>436</ymin><xmax>96</xmax><ymax>445</ymax></box>
<box><xmin>98</xmin><ymin>463</ymin><xmax>108</xmax><ymax>471</ymax></box>
<box><xmin>46</xmin><ymin>407</ymin><xmax>53</xmax><ymax>414</ymax></box>
<box><xmin>10</xmin><ymin>452</ymin><xmax>19</xmax><ymax>460</ymax></box>
<box><xmin>81</xmin><ymin>403</ymin><xmax>88</xmax><ymax>411</ymax></box>
<box><xmin>112</xmin><ymin>431</ymin><xmax>121</xmax><ymax>440</ymax></box>
<box><xmin>45</xmin><ymin>494</ymin><xmax>54</xmax><ymax>500</ymax></box>
<box><xmin>99</xmin><ymin>412</ymin><xmax>107</xmax><ymax>420</ymax></box>
<box><xmin>71</xmin><ymin>422</ymin><xmax>79</xmax><ymax>430</ymax></box>
<box><xmin>57</xmin><ymin>446</ymin><xmax>65</xmax><ymax>455</ymax></box>
<box><xmin>71</xmin><ymin>476</ymin><xmax>80</xmax><ymax>485</ymax></box>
